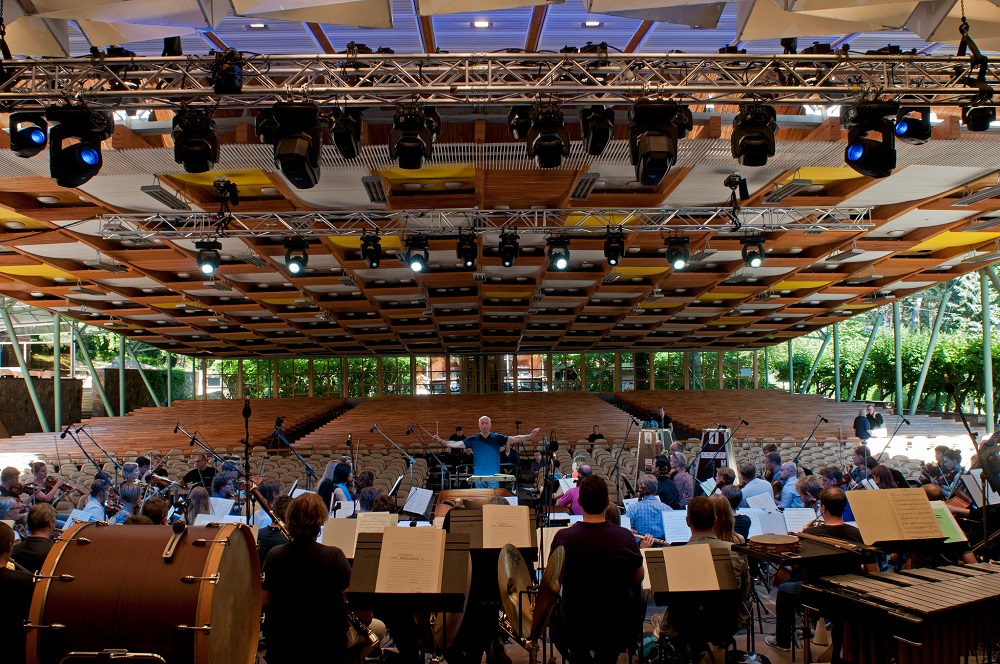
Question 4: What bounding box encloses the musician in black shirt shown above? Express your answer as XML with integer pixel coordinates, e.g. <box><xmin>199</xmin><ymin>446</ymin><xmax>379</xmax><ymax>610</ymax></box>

<box><xmin>181</xmin><ymin>454</ymin><xmax>216</xmax><ymax>489</ymax></box>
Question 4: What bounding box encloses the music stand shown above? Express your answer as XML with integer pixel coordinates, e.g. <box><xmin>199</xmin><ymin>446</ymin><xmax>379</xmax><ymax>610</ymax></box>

<box><xmin>388</xmin><ymin>475</ymin><xmax>404</xmax><ymax>498</ymax></box>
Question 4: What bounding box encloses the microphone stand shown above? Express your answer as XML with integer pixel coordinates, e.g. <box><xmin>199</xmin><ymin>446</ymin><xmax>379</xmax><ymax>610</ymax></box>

<box><xmin>175</xmin><ymin>424</ymin><xmax>227</xmax><ymax>465</ymax></box>
<box><xmin>60</xmin><ymin>425</ymin><xmax>110</xmax><ymax>484</ymax></box>
<box><xmin>792</xmin><ymin>417</ymin><xmax>826</xmax><ymax>466</ymax></box>
<box><xmin>536</xmin><ymin>430</ymin><xmax>557</xmax><ymax>529</ymax></box>
<box><xmin>719</xmin><ymin>418</ymin><xmax>749</xmax><ymax>478</ymax></box>
<box><xmin>242</xmin><ymin>397</ymin><xmax>253</xmax><ymax>524</ymax></box>
<box><xmin>874</xmin><ymin>416</ymin><xmax>910</xmax><ymax>464</ymax></box>
<box><xmin>409</xmin><ymin>424</ymin><xmax>448</xmax><ymax>492</ymax></box>
<box><xmin>611</xmin><ymin>418</ymin><xmax>639</xmax><ymax>501</ymax></box>
<box><xmin>270</xmin><ymin>418</ymin><xmax>316</xmax><ymax>491</ymax></box>
<box><xmin>371</xmin><ymin>424</ymin><xmax>415</xmax><ymax>489</ymax></box>
<box><xmin>76</xmin><ymin>424</ymin><xmax>121</xmax><ymax>490</ymax></box>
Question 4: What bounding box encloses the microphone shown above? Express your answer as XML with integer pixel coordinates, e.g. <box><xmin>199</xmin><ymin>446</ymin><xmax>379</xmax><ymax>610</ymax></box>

<box><xmin>174</xmin><ymin>422</ymin><xmax>181</xmax><ymax>434</ymax></box>
<box><xmin>406</xmin><ymin>424</ymin><xmax>414</xmax><ymax>435</ymax></box>
<box><xmin>631</xmin><ymin>419</ymin><xmax>640</xmax><ymax>426</ymax></box>
<box><xmin>901</xmin><ymin>417</ymin><xmax>911</xmax><ymax>425</ymax></box>
<box><xmin>242</xmin><ymin>397</ymin><xmax>251</xmax><ymax>420</ymax></box>
<box><xmin>346</xmin><ymin>434</ymin><xmax>352</xmax><ymax>447</ymax></box>
<box><xmin>75</xmin><ymin>425</ymin><xmax>87</xmax><ymax>433</ymax></box>
<box><xmin>740</xmin><ymin>419</ymin><xmax>750</xmax><ymax>426</ymax></box>
<box><xmin>369</xmin><ymin>422</ymin><xmax>378</xmax><ymax>433</ymax></box>
<box><xmin>189</xmin><ymin>434</ymin><xmax>197</xmax><ymax>446</ymax></box>
<box><xmin>818</xmin><ymin>416</ymin><xmax>829</xmax><ymax>423</ymax></box>
<box><xmin>60</xmin><ymin>423</ymin><xmax>72</xmax><ymax>439</ymax></box>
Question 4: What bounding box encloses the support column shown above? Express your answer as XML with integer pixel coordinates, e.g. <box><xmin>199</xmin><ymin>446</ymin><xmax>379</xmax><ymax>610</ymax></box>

<box><xmin>72</xmin><ymin>325</ymin><xmax>114</xmax><ymax>417</ymax></box>
<box><xmin>909</xmin><ymin>290</ymin><xmax>953</xmax><ymax>415</ymax></box>
<box><xmin>118</xmin><ymin>334</ymin><xmax>126</xmax><ymax>417</ymax></box>
<box><xmin>848</xmin><ymin>313</ymin><xmax>883</xmax><ymax>403</ymax></box>
<box><xmin>166</xmin><ymin>352</ymin><xmax>172</xmax><ymax>406</ymax></box>
<box><xmin>800</xmin><ymin>332</ymin><xmax>830</xmax><ymax>395</ymax></box>
<box><xmin>0</xmin><ymin>305</ymin><xmax>50</xmax><ymax>432</ymax></box>
<box><xmin>309</xmin><ymin>358</ymin><xmax>315</xmax><ymax>398</ymax></box>
<box><xmin>53</xmin><ymin>313</ymin><xmax>61</xmax><ymax>432</ymax></box>
<box><xmin>893</xmin><ymin>301</ymin><xmax>903</xmax><ymax>415</ymax></box>
<box><xmin>983</xmin><ymin>270</ymin><xmax>995</xmax><ymax>433</ymax></box>
<box><xmin>787</xmin><ymin>340</ymin><xmax>793</xmax><ymax>392</ymax></box>
<box><xmin>203</xmin><ymin>359</ymin><xmax>209</xmax><ymax>400</ymax></box>
<box><xmin>125</xmin><ymin>342</ymin><xmax>162</xmax><ymax>407</ymax></box>
<box><xmin>833</xmin><ymin>323</ymin><xmax>841</xmax><ymax>402</ymax></box>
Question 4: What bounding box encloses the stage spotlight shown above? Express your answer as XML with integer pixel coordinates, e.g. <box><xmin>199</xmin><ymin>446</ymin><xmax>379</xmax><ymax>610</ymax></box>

<box><xmin>46</xmin><ymin>106</ymin><xmax>113</xmax><ymax>188</ymax></box>
<box><xmin>172</xmin><ymin>108</ymin><xmax>219</xmax><ymax>173</ymax></box>
<box><xmin>741</xmin><ymin>235</ymin><xmax>766</xmax><ymax>268</ymax></box>
<box><xmin>332</xmin><ymin>108</ymin><xmax>363</xmax><ymax>159</ymax></box>
<box><xmin>456</xmin><ymin>232</ymin><xmax>477</xmax><ymax>268</ymax></box>
<box><xmin>628</xmin><ymin>100</ymin><xmax>693</xmax><ymax>187</ymax></box>
<box><xmin>498</xmin><ymin>230</ymin><xmax>519</xmax><ymax>268</ymax></box>
<box><xmin>526</xmin><ymin>103</ymin><xmax>571</xmax><ymax>169</ymax></box>
<box><xmin>841</xmin><ymin>101</ymin><xmax>899</xmax><ymax>179</ymax></box>
<box><xmin>196</xmin><ymin>239</ymin><xmax>222</xmax><ymax>275</ymax></box>
<box><xmin>731</xmin><ymin>102</ymin><xmax>777</xmax><ymax>167</ymax></box>
<box><xmin>580</xmin><ymin>105</ymin><xmax>615</xmax><ymax>156</ymax></box>
<box><xmin>666</xmin><ymin>237</ymin><xmax>690</xmax><ymax>270</ymax></box>
<box><xmin>389</xmin><ymin>104</ymin><xmax>438</xmax><ymax>170</ymax></box>
<box><xmin>962</xmin><ymin>105</ymin><xmax>995</xmax><ymax>132</ymax></box>
<box><xmin>262</xmin><ymin>102</ymin><xmax>324</xmax><ymax>189</ymax></box>
<box><xmin>405</xmin><ymin>236</ymin><xmax>429</xmax><ymax>273</ymax></box>
<box><xmin>547</xmin><ymin>236</ymin><xmax>571</xmax><ymax>271</ymax></box>
<box><xmin>10</xmin><ymin>113</ymin><xmax>47</xmax><ymax>158</ymax></box>
<box><xmin>603</xmin><ymin>228</ymin><xmax>625</xmax><ymax>266</ymax></box>
<box><xmin>284</xmin><ymin>239</ymin><xmax>308</xmax><ymax>275</ymax></box>
<box><xmin>361</xmin><ymin>232</ymin><xmax>382</xmax><ymax>268</ymax></box>
<box><xmin>894</xmin><ymin>107</ymin><xmax>932</xmax><ymax>145</ymax></box>
<box><xmin>508</xmin><ymin>105</ymin><xmax>533</xmax><ymax>140</ymax></box>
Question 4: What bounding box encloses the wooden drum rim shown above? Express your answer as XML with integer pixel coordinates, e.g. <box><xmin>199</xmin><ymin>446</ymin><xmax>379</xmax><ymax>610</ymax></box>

<box><xmin>27</xmin><ymin>521</ymin><xmax>92</xmax><ymax>662</ymax></box>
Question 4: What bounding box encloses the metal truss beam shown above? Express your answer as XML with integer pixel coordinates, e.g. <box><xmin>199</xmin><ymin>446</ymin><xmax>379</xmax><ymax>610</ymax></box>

<box><xmin>98</xmin><ymin>206</ymin><xmax>873</xmax><ymax>240</ymax></box>
<box><xmin>0</xmin><ymin>53</ymin><xmax>995</xmax><ymax>109</ymax></box>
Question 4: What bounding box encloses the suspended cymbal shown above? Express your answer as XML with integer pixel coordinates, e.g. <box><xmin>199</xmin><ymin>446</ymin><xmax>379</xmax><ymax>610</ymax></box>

<box><xmin>531</xmin><ymin>544</ymin><xmax>565</xmax><ymax>641</ymax></box>
<box><xmin>498</xmin><ymin>544</ymin><xmax>533</xmax><ymax>638</ymax></box>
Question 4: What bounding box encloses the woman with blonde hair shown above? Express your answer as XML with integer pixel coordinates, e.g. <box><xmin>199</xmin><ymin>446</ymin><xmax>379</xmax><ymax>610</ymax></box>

<box><xmin>185</xmin><ymin>486</ymin><xmax>211</xmax><ymax>524</ymax></box>
<box><xmin>709</xmin><ymin>493</ymin><xmax>744</xmax><ymax>544</ymax></box>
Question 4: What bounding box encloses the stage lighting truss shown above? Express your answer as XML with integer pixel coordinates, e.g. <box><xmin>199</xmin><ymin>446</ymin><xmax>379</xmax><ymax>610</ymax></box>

<box><xmin>456</xmin><ymin>232</ymin><xmax>477</xmax><ymax>268</ymax></box>
<box><xmin>894</xmin><ymin>106</ymin><xmax>932</xmax><ymax>145</ymax></box>
<box><xmin>842</xmin><ymin>100</ymin><xmax>900</xmax><ymax>179</ymax></box>
<box><xmin>628</xmin><ymin>100</ymin><xmax>693</xmax><ymax>187</ymax></box>
<box><xmin>46</xmin><ymin>105</ymin><xmax>114</xmax><ymax>188</ymax></box>
<box><xmin>3</xmin><ymin>53</ymin><xmax>999</xmax><ymax>109</ymax></box>
<box><xmin>9</xmin><ymin>112</ymin><xmax>47</xmax><ymax>158</ymax></box>
<box><xmin>547</xmin><ymin>236</ymin><xmax>571</xmax><ymax>271</ymax></box>
<box><xmin>666</xmin><ymin>236</ymin><xmax>691</xmax><ymax>270</ymax></box>
<box><xmin>731</xmin><ymin>102</ymin><xmax>777</xmax><ymax>167</ymax></box>
<box><xmin>196</xmin><ymin>239</ymin><xmax>223</xmax><ymax>274</ymax></box>
<box><xmin>389</xmin><ymin>104</ymin><xmax>440</xmax><ymax>170</ymax></box>
<box><xmin>172</xmin><ymin>108</ymin><xmax>219</xmax><ymax>174</ymax></box>
<box><xmin>741</xmin><ymin>235</ymin><xmax>766</xmax><ymax>268</ymax></box>
<box><xmin>331</xmin><ymin>107</ymin><xmax>364</xmax><ymax>159</ymax></box>
<box><xmin>526</xmin><ymin>104</ymin><xmax>571</xmax><ymax>169</ymax></box>
<box><xmin>603</xmin><ymin>228</ymin><xmax>625</xmax><ymax>266</ymax></box>
<box><xmin>498</xmin><ymin>230</ymin><xmax>520</xmax><ymax>268</ymax></box>
<box><xmin>579</xmin><ymin>105</ymin><xmax>614</xmax><ymax>157</ymax></box>
<box><xmin>258</xmin><ymin>102</ymin><xmax>325</xmax><ymax>189</ymax></box>
<box><xmin>405</xmin><ymin>235</ymin><xmax>430</xmax><ymax>272</ymax></box>
<box><xmin>361</xmin><ymin>232</ymin><xmax>382</xmax><ymax>268</ymax></box>
<box><xmin>284</xmin><ymin>238</ymin><xmax>309</xmax><ymax>274</ymax></box>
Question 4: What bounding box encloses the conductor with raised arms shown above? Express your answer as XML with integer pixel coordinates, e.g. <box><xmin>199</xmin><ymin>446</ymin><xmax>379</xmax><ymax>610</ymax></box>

<box><xmin>433</xmin><ymin>415</ymin><xmax>540</xmax><ymax>487</ymax></box>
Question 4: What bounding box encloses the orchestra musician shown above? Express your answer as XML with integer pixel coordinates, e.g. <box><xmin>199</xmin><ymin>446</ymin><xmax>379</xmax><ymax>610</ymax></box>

<box><xmin>0</xmin><ymin>467</ymin><xmax>27</xmax><ymax>523</ymax></box>
<box><xmin>82</xmin><ymin>480</ymin><xmax>110</xmax><ymax>522</ymax></box>
<box><xmin>763</xmin><ymin>451</ymin><xmax>781</xmax><ymax>483</ymax></box>
<box><xmin>26</xmin><ymin>462</ymin><xmax>66</xmax><ymax>506</ymax></box>
<box><xmin>849</xmin><ymin>446</ymin><xmax>876</xmax><ymax>485</ymax></box>
<box><xmin>0</xmin><ymin>521</ymin><xmax>33</xmax><ymax>664</ymax></box>
<box><xmin>795</xmin><ymin>476</ymin><xmax>822</xmax><ymax>514</ymax></box>
<box><xmin>432</xmin><ymin>415</ymin><xmax>540</xmax><ymax>488</ymax></box>
<box><xmin>11</xmin><ymin>504</ymin><xmax>56</xmax><ymax>573</ymax></box>
<box><xmin>819</xmin><ymin>467</ymin><xmax>855</xmax><ymax>521</ymax></box>
<box><xmin>670</xmin><ymin>452</ymin><xmax>694</xmax><ymax>508</ymax></box>
<box><xmin>625</xmin><ymin>475</ymin><xmax>673</xmax><ymax>541</ymax></box>
<box><xmin>110</xmin><ymin>484</ymin><xmax>141</xmax><ymax>524</ymax></box>
<box><xmin>181</xmin><ymin>454</ymin><xmax>216</xmax><ymax>490</ymax></box>
<box><xmin>185</xmin><ymin>487</ymin><xmax>212</xmax><ymax>524</ymax></box>
<box><xmin>653</xmin><ymin>456</ymin><xmax>681</xmax><ymax>510</ymax></box>
<box><xmin>777</xmin><ymin>462</ymin><xmax>805</xmax><ymax>509</ymax></box>
<box><xmin>738</xmin><ymin>461</ymin><xmax>772</xmax><ymax>508</ymax></box>
<box><xmin>318</xmin><ymin>462</ymin><xmax>353</xmax><ymax>512</ymax></box>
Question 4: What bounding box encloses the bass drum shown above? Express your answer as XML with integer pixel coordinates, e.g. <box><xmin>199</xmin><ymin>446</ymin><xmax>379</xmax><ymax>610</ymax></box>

<box><xmin>27</xmin><ymin>522</ymin><xmax>261</xmax><ymax>664</ymax></box>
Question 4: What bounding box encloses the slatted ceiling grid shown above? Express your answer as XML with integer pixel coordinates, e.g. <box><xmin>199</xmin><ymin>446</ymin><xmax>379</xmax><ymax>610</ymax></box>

<box><xmin>207</xmin><ymin>15</ymin><xmax>316</xmax><ymax>53</ymax></box>
<box><xmin>537</xmin><ymin>1</ymin><xmax>642</xmax><ymax>52</ymax></box>
<box><xmin>432</xmin><ymin>6</ymin><xmax>535</xmax><ymax>52</ymax></box>
<box><xmin>317</xmin><ymin>0</ymin><xmax>421</xmax><ymax>52</ymax></box>
<box><xmin>842</xmin><ymin>166</ymin><xmax>999</xmax><ymax>207</ymax></box>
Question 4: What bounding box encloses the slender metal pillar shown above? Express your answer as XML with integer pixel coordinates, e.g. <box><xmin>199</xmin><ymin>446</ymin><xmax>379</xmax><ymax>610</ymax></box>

<box><xmin>893</xmin><ymin>301</ymin><xmax>903</xmax><ymax>415</ymax></box>
<box><xmin>982</xmin><ymin>270</ymin><xmax>995</xmax><ymax>433</ymax></box>
<box><xmin>986</xmin><ymin>266</ymin><xmax>1000</xmax><ymax>302</ymax></box>
<box><xmin>72</xmin><ymin>325</ymin><xmax>114</xmax><ymax>417</ymax></box>
<box><xmin>909</xmin><ymin>290</ymin><xmax>953</xmax><ymax>415</ymax></box>
<box><xmin>53</xmin><ymin>313</ymin><xmax>61</xmax><ymax>431</ymax></box>
<box><xmin>763</xmin><ymin>347</ymin><xmax>769</xmax><ymax>389</ymax></box>
<box><xmin>119</xmin><ymin>335</ymin><xmax>126</xmax><ymax>416</ymax></box>
<box><xmin>787</xmin><ymin>339</ymin><xmax>793</xmax><ymax>392</ymax></box>
<box><xmin>848</xmin><ymin>313</ymin><xmax>884</xmax><ymax>402</ymax></box>
<box><xmin>0</xmin><ymin>305</ymin><xmax>50</xmax><ymax>432</ymax></box>
<box><xmin>800</xmin><ymin>332</ymin><xmax>830</xmax><ymax>395</ymax></box>
<box><xmin>833</xmin><ymin>323</ymin><xmax>841</xmax><ymax>402</ymax></box>
<box><xmin>125</xmin><ymin>342</ymin><xmax>162</xmax><ymax>407</ymax></box>
<box><xmin>166</xmin><ymin>352</ymin><xmax>172</xmax><ymax>406</ymax></box>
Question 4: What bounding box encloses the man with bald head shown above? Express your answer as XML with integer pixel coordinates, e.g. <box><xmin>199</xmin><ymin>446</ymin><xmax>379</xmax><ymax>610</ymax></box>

<box><xmin>778</xmin><ymin>462</ymin><xmax>804</xmax><ymax>509</ymax></box>
<box><xmin>434</xmin><ymin>415</ymin><xmax>540</xmax><ymax>488</ymax></box>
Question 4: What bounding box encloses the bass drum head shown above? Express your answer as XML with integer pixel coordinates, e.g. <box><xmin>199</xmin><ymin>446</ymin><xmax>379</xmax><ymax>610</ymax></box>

<box><xmin>27</xmin><ymin>523</ymin><xmax>260</xmax><ymax>664</ymax></box>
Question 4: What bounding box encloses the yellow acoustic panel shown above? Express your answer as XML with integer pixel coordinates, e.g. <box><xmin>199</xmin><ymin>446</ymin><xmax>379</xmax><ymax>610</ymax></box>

<box><xmin>904</xmin><ymin>231</ymin><xmax>1000</xmax><ymax>255</ymax></box>
<box><xmin>612</xmin><ymin>266</ymin><xmax>669</xmax><ymax>277</ymax></box>
<box><xmin>381</xmin><ymin>166</ymin><xmax>475</xmax><ymax>181</ymax></box>
<box><xmin>564</xmin><ymin>212</ymin><xmax>644</xmax><ymax>227</ymax></box>
<box><xmin>171</xmin><ymin>169</ymin><xmax>271</xmax><ymax>187</ymax></box>
<box><xmin>325</xmin><ymin>236</ymin><xmax>403</xmax><ymax>250</ymax></box>
<box><xmin>702</xmin><ymin>292</ymin><xmax>751</xmax><ymax>300</ymax></box>
<box><xmin>795</xmin><ymin>167</ymin><xmax>861</xmax><ymax>185</ymax></box>
<box><xmin>772</xmin><ymin>280</ymin><xmax>832</xmax><ymax>290</ymax></box>
<box><xmin>0</xmin><ymin>265</ymin><xmax>76</xmax><ymax>280</ymax></box>
<box><xmin>151</xmin><ymin>300</ymin><xmax>207</xmax><ymax>309</ymax></box>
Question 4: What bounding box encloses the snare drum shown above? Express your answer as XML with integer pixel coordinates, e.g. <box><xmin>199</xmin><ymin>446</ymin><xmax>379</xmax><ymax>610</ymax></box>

<box><xmin>27</xmin><ymin>522</ymin><xmax>261</xmax><ymax>664</ymax></box>
<box><xmin>747</xmin><ymin>533</ymin><xmax>800</xmax><ymax>554</ymax></box>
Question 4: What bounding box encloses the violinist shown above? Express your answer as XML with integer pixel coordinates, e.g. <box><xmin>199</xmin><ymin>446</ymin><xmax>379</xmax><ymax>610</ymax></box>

<box><xmin>849</xmin><ymin>446</ymin><xmax>876</xmax><ymax>485</ymax></box>
<box><xmin>27</xmin><ymin>462</ymin><xmax>66</xmax><ymax>506</ymax></box>
<box><xmin>920</xmin><ymin>445</ymin><xmax>951</xmax><ymax>485</ymax></box>
<box><xmin>181</xmin><ymin>454</ymin><xmax>216</xmax><ymax>490</ymax></box>
<box><xmin>119</xmin><ymin>462</ymin><xmax>140</xmax><ymax>492</ymax></box>
<box><xmin>137</xmin><ymin>455</ymin><xmax>169</xmax><ymax>484</ymax></box>
<box><xmin>653</xmin><ymin>456</ymin><xmax>681</xmax><ymax>510</ymax></box>
<box><xmin>11</xmin><ymin>504</ymin><xmax>55</xmax><ymax>573</ymax></box>
<box><xmin>763</xmin><ymin>451</ymin><xmax>782</xmax><ymax>483</ymax></box>
<box><xmin>938</xmin><ymin>449</ymin><xmax>963</xmax><ymax>489</ymax></box>
<box><xmin>110</xmin><ymin>484</ymin><xmax>141</xmax><ymax>524</ymax></box>
<box><xmin>0</xmin><ymin>467</ymin><xmax>27</xmax><ymax>523</ymax></box>
<box><xmin>82</xmin><ymin>480</ymin><xmax>110</xmax><ymax>522</ymax></box>
<box><xmin>0</xmin><ymin>521</ymin><xmax>34</xmax><ymax>664</ymax></box>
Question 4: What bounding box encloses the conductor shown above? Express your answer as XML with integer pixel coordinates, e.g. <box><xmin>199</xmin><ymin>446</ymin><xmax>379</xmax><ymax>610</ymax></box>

<box><xmin>433</xmin><ymin>416</ymin><xmax>539</xmax><ymax>488</ymax></box>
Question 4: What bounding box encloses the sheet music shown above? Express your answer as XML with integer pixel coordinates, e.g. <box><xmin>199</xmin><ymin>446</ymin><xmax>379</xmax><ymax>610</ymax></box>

<box><xmin>850</xmin><ymin>487</ymin><xmax>943</xmax><ymax>544</ymax></box>
<box><xmin>209</xmin><ymin>497</ymin><xmax>235</xmax><ymax>516</ymax></box>
<box><xmin>745</xmin><ymin>492</ymin><xmax>777</xmax><ymax>511</ymax></box>
<box><xmin>402</xmin><ymin>487</ymin><xmax>434</xmax><ymax>516</ymax></box>
<box><xmin>568</xmin><ymin>514</ymin><xmax>583</xmax><ymax>523</ymax></box>
<box><xmin>889</xmin><ymin>489</ymin><xmax>944</xmax><ymax>540</ymax></box>
<box><xmin>322</xmin><ymin>517</ymin><xmax>358</xmax><ymax>558</ymax></box>
<box><xmin>759</xmin><ymin>510</ymin><xmax>788</xmax><ymax>535</ymax></box>
<box><xmin>194</xmin><ymin>513</ymin><xmax>246</xmax><ymax>525</ymax></box>
<box><xmin>968</xmin><ymin>469</ymin><xmax>1000</xmax><ymax>505</ymax></box>
<box><xmin>538</xmin><ymin>526</ymin><xmax>567</xmax><ymax>569</ymax></box>
<box><xmin>289</xmin><ymin>487</ymin><xmax>315</xmax><ymax>499</ymax></box>
<box><xmin>641</xmin><ymin>549</ymin><xmax>655</xmax><ymax>591</ymax></box>
<box><xmin>783</xmin><ymin>508</ymin><xmax>819</xmax><ymax>534</ymax></box>
<box><xmin>333</xmin><ymin>500</ymin><xmax>355</xmax><ymax>519</ymax></box>
<box><xmin>63</xmin><ymin>510</ymin><xmax>94</xmax><ymax>529</ymax></box>
<box><xmin>357</xmin><ymin>511</ymin><xmax>398</xmax><ymax>533</ymax></box>
<box><xmin>482</xmin><ymin>504</ymin><xmax>532</xmax><ymax>548</ymax></box>
<box><xmin>620</xmin><ymin>516</ymin><xmax>631</xmax><ymax>530</ymax></box>
<box><xmin>929</xmin><ymin>500</ymin><xmax>968</xmax><ymax>543</ymax></box>
<box><xmin>559</xmin><ymin>477</ymin><xmax>577</xmax><ymax>493</ymax></box>
<box><xmin>699</xmin><ymin>477</ymin><xmax>716</xmax><ymax>495</ymax></box>
<box><xmin>736</xmin><ymin>508</ymin><xmax>764</xmax><ymax>537</ymax></box>
<box><xmin>433</xmin><ymin>517</ymin><xmax>445</xmax><ymax>529</ymax></box>
<box><xmin>505</xmin><ymin>496</ymin><xmax>518</xmax><ymax>506</ymax></box>
<box><xmin>375</xmin><ymin>527</ymin><xmax>447</xmax><ymax>593</ymax></box>
<box><xmin>860</xmin><ymin>478</ymin><xmax>878</xmax><ymax>491</ymax></box>
<box><xmin>623</xmin><ymin>498</ymin><xmax>639</xmax><ymax>508</ymax></box>
<box><xmin>660</xmin><ymin>544</ymin><xmax>720</xmax><ymax>592</ymax></box>
<box><xmin>661</xmin><ymin>510</ymin><xmax>692</xmax><ymax>543</ymax></box>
